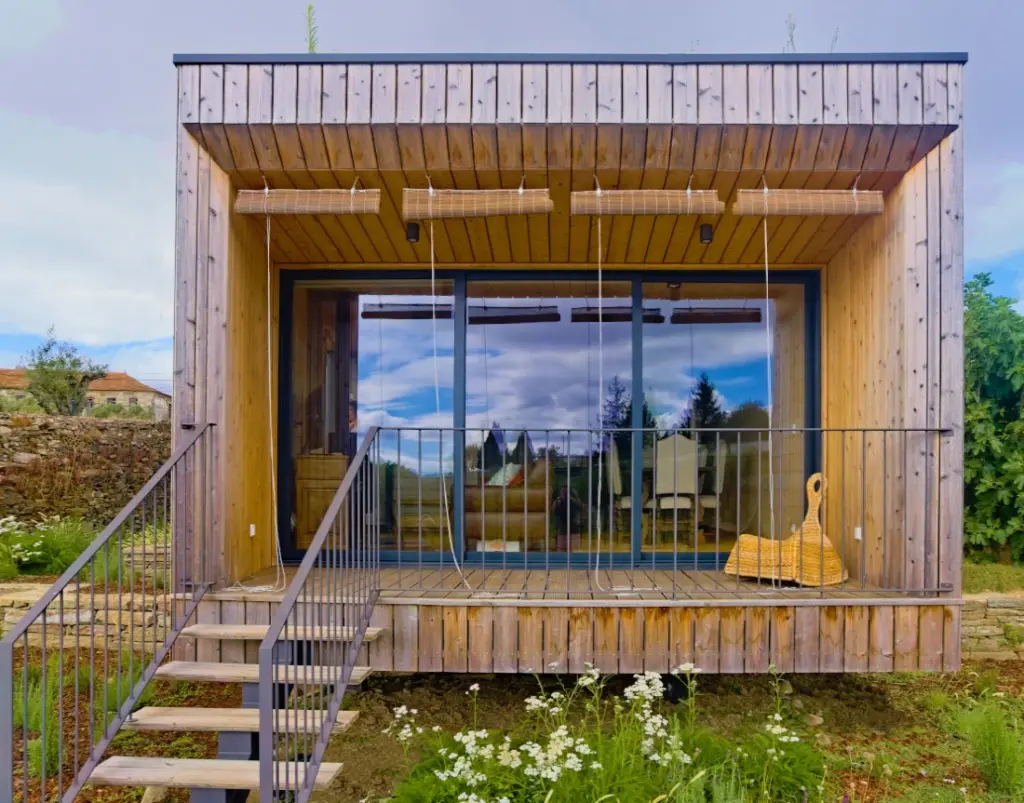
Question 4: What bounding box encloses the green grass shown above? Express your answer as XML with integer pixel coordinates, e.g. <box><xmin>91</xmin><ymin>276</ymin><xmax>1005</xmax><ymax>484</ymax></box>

<box><xmin>0</xmin><ymin>514</ymin><xmax>170</xmax><ymax>583</ymax></box>
<box><xmin>964</xmin><ymin>560</ymin><xmax>1024</xmax><ymax>593</ymax></box>
<box><xmin>956</xmin><ymin>700</ymin><xmax>1024</xmax><ymax>795</ymax></box>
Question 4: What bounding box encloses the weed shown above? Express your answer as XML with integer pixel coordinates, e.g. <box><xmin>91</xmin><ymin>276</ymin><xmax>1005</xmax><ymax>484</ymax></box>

<box><xmin>974</xmin><ymin>668</ymin><xmax>1002</xmax><ymax>697</ymax></box>
<box><xmin>956</xmin><ymin>699</ymin><xmax>1024</xmax><ymax>795</ymax></box>
<box><xmin>1004</xmin><ymin>623</ymin><xmax>1024</xmax><ymax>648</ymax></box>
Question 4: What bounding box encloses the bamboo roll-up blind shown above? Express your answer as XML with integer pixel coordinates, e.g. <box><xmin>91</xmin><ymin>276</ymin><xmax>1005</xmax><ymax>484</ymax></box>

<box><xmin>731</xmin><ymin>189</ymin><xmax>884</xmax><ymax>216</ymax></box>
<box><xmin>235</xmin><ymin>189</ymin><xmax>382</xmax><ymax>215</ymax></box>
<box><xmin>570</xmin><ymin>189</ymin><xmax>725</xmax><ymax>216</ymax></box>
<box><xmin>402</xmin><ymin>189</ymin><xmax>553</xmax><ymax>220</ymax></box>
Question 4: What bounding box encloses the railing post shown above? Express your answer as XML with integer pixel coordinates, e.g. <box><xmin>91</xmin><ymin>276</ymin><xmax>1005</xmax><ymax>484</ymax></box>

<box><xmin>0</xmin><ymin>640</ymin><xmax>13</xmax><ymax>803</ymax></box>
<box><xmin>258</xmin><ymin>642</ymin><xmax>275</xmax><ymax>797</ymax></box>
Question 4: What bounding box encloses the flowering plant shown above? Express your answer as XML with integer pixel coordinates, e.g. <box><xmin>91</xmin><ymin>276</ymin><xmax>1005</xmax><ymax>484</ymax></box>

<box><xmin>385</xmin><ymin>664</ymin><xmax>825</xmax><ymax>803</ymax></box>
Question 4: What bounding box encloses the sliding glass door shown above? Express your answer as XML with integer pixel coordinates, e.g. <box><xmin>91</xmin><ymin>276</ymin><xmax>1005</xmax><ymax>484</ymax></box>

<box><xmin>279</xmin><ymin>270</ymin><xmax>818</xmax><ymax>566</ymax></box>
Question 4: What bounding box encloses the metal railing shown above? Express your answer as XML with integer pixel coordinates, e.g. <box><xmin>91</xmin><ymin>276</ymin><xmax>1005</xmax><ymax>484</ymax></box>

<box><xmin>258</xmin><ymin>426</ymin><xmax>380</xmax><ymax>800</ymax></box>
<box><xmin>370</xmin><ymin>425</ymin><xmax>953</xmax><ymax>598</ymax></box>
<box><xmin>0</xmin><ymin>423</ymin><xmax>215</xmax><ymax>803</ymax></box>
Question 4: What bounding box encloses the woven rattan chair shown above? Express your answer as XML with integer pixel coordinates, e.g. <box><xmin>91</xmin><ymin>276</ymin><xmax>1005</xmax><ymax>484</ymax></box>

<box><xmin>723</xmin><ymin>473</ymin><xmax>848</xmax><ymax>587</ymax></box>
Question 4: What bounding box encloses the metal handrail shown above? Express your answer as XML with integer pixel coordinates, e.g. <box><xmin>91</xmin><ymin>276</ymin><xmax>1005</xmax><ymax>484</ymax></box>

<box><xmin>370</xmin><ymin>424</ymin><xmax>952</xmax><ymax>598</ymax></box>
<box><xmin>1</xmin><ymin>425</ymin><xmax>211</xmax><ymax>644</ymax></box>
<box><xmin>258</xmin><ymin>426</ymin><xmax>381</xmax><ymax>799</ymax></box>
<box><xmin>0</xmin><ymin>423</ymin><xmax>215</xmax><ymax>803</ymax></box>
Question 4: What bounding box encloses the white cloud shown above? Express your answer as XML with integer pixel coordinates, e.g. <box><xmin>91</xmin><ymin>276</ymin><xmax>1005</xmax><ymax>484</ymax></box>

<box><xmin>0</xmin><ymin>109</ymin><xmax>174</xmax><ymax>346</ymax></box>
<box><xmin>0</xmin><ymin>1</ymin><xmax>62</xmax><ymax>55</ymax></box>
<box><xmin>967</xmin><ymin>163</ymin><xmax>1024</xmax><ymax>263</ymax></box>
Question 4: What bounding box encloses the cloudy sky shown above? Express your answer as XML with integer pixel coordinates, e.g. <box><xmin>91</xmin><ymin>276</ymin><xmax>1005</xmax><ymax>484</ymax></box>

<box><xmin>1</xmin><ymin>0</ymin><xmax>1020</xmax><ymax>404</ymax></box>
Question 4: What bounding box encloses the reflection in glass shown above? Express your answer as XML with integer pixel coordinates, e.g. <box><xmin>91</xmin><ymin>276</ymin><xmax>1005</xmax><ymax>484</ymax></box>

<box><xmin>289</xmin><ymin>280</ymin><xmax>454</xmax><ymax>552</ymax></box>
<box><xmin>464</xmin><ymin>281</ymin><xmax>633</xmax><ymax>557</ymax></box>
<box><xmin>640</xmin><ymin>282</ymin><xmax>806</xmax><ymax>562</ymax></box>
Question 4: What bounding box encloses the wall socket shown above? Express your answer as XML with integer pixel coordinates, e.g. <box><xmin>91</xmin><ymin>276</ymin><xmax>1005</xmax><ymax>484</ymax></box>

<box><xmin>854</xmin><ymin>526</ymin><xmax>863</xmax><ymax>542</ymax></box>
<box><xmin>249</xmin><ymin>523</ymin><xmax>256</xmax><ymax>538</ymax></box>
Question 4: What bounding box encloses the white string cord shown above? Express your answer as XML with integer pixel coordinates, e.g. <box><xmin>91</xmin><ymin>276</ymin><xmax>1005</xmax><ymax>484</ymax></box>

<box><xmin>426</xmin><ymin>186</ymin><xmax>473</xmax><ymax>592</ymax></box>
<box><xmin>225</xmin><ymin>179</ymin><xmax>287</xmax><ymax>593</ymax></box>
<box><xmin>762</xmin><ymin>179</ymin><xmax>779</xmax><ymax>586</ymax></box>
<box><xmin>590</xmin><ymin>206</ymin><xmax>657</xmax><ymax>595</ymax></box>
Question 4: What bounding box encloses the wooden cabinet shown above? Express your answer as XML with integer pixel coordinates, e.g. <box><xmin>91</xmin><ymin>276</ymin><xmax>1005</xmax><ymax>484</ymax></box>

<box><xmin>295</xmin><ymin>454</ymin><xmax>348</xmax><ymax>549</ymax></box>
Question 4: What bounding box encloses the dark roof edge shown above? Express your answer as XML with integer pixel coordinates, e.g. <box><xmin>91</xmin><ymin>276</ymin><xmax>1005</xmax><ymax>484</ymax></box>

<box><xmin>172</xmin><ymin>52</ymin><xmax>968</xmax><ymax>66</ymax></box>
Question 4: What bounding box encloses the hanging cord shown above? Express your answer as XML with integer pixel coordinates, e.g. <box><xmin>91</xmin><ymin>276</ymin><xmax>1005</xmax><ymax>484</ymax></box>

<box><xmin>226</xmin><ymin>178</ymin><xmax>287</xmax><ymax>593</ymax></box>
<box><xmin>426</xmin><ymin>184</ymin><xmax>473</xmax><ymax>592</ymax></box>
<box><xmin>762</xmin><ymin>178</ymin><xmax>778</xmax><ymax>586</ymax></box>
<box><xmin>590</xmin><ymin>199</ymin><xmax>658</xmax><ymax>595</ymax></box>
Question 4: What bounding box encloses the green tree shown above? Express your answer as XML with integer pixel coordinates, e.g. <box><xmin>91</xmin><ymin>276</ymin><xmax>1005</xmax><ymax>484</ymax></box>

<box><xmin>678</xmin><ymin>373</ymin><xmax>727</xmax><ymax>430</ymax></box>
<box><xmin>24</xmin><ymin>329</ymin><xmax>107</xmax><ymax>416</ymax></box>
<box><xmin>724</xmin><ymin>401</ymin><xmax>770</xmax><ymax>429</ymax></box>
<box><xmin>963</xmin><ymin>274</ymin><xmax>1024</xmax><ymax>560</ymax></box>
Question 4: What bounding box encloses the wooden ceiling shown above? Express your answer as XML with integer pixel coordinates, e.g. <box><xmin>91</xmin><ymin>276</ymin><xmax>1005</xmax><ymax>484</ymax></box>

<box><xmin>178</xmin><ymin>59</ymin><xmax>960</xmax><ymax>268</ymax></box>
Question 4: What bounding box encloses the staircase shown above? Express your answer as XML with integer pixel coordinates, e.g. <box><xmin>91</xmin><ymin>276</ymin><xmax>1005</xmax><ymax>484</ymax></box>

<box><xmin>0</xmin><ymin>425</ymin><xmax>385</xmax><ymax>803</ymax></box>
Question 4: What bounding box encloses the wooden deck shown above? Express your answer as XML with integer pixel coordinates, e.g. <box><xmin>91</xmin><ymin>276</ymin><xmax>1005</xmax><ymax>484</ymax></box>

<box><xmin>230</xmin><ymin>566</ymin><xmax>902</xmax><ymax>604</ymax></box>
<box><xmin>181</xmin><ymin>566</ymin><xmax>963</xmax><ymax>675</ymax></box>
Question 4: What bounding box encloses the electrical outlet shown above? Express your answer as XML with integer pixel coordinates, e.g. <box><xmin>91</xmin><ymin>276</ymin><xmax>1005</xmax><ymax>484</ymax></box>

<box><xmin>854</xmin><ymin>526</ymin><xmax>863</xmax><ymax>542</ymax></box>
<box><xmin>249</xmin><ymin>523</ymin><xmax>256</xmax><ymax>538</ymax></box>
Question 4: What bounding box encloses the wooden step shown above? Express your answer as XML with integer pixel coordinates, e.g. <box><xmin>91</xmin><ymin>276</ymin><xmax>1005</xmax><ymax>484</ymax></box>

<box><xmin>156</xmin><ymin>661</ymin><xmax>372</xmax><ymax>685</ymax></box>
<box><xmin>123</xmin><ymin>707</ymin><xmax>359</xmax><ymax>734</ymax></box>
<box><xmin>180</xmin><ymin>624</ymin><xmax>383</xmax><ymax>642</ymax></box>
<box><xmin>90</xmin><ymin>757</ymin><xmax>341</xmax><ymax>790</ymax></box>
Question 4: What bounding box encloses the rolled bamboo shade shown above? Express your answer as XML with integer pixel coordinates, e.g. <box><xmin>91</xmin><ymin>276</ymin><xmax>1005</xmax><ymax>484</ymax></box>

<box><xmin>731</xmin><ymin>189</ymin><xmax>884</xmax><ymax>216</ymax></box>
<box><xmin>570</xmin><ymin>189</ymin><xmax>725</xmax><ymax>216</ymax></box>
<box><xmin>235</xmin><ymin>189</ymin><xmax>381</xmax><ymax>215</ymax></box>
<box><xmin>402</xmin><ymin>188</ymin><xmax>553</xmax><ymax>220</ymax></box>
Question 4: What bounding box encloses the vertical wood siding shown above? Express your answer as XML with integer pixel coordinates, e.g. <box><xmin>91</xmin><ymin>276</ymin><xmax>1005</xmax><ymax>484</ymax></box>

<box><xmin>181</xmin><ymin>598</ymin><xmax>962</xmax><ymax>674</ymax></box>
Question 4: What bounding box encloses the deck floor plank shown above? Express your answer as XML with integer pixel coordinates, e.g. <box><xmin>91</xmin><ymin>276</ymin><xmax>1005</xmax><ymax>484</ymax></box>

<box><xmin>241</xmin><ymin>567</ymin><xmax>893</xmax><ymax>603</ymax></box>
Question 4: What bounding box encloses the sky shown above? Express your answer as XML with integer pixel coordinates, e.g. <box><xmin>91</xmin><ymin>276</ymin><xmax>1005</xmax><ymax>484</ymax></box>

<box><xmin>1</xmin><ymin>0</ymin><xmax>1021</xmax><ymax>407</ymax></box>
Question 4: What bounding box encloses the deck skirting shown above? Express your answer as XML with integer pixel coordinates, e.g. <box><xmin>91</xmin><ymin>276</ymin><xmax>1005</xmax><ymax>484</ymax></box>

<box><xmin>178</xmin><ymin>596</ymin><xmax>960</xmax><ymax>675</ymax></box>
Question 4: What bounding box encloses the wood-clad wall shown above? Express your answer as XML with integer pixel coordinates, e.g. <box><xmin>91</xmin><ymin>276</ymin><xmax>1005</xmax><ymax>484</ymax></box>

<box><xmin>223</xmin><ymin>193</ymin><xmax>279</xmax><ymax>582</ymax></box>
<box><xmin>183</xmin><ymin>596</ymin><xmax>960</xmax><ymax>674</ymax></box>
<box><xmin>821</xmin><ymin>64</ymin><xmax>963</xmax><ymax>623</ymax></box>
<box><xmin>175</xmin><ymin>65</ymin><xmax>280</xmax><ymax>585</ymax></box>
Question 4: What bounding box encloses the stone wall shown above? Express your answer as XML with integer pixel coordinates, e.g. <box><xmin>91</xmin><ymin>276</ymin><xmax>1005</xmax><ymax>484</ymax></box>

<box><xmin>962</xmin><ymin>594</ymin><xmax>1024</xmax><ymax>661</ymax></box>
<box><xmin>0</xmin><ymin>582</ymin><xmax>169</xmax><ymax>650</ymax></box>
<box><xmin>0</xmin><ymin>413</ymin><xmax>171</xmax><ymax>525</ymax></box>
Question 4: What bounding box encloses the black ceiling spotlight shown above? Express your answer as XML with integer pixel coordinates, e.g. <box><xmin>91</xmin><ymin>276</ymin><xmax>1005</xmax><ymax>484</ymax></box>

<box><xmin>406</xmin><ymin>221</ymin><xmax>420</xmax><ymax>243</ymax></box>
<box><xmin>699</xmin><ymin>223</ymin><xmax>714</xmax><ymax>245</ymax></box>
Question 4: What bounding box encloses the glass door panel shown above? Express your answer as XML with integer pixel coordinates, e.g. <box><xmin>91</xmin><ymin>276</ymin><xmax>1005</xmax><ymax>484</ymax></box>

<box><xmin>464</xmin><ymin>279</ymin><xmax>633</xmax><ymax>560</ymax></box>
<box><xmin>640</xmin><ymin>281</ymin><xmax>806</xmax><ymax>563</ymax></box>
<box><xmin>288</xmin><ymin>279</ymin><xmax>454</xmax><ymax>554</ymax></box>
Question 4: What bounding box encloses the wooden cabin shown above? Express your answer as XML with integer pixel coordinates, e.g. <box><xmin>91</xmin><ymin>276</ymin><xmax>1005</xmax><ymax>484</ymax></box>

<box><xmin>171</xmin><ymin>51</ymin><xmax>966</xmax><ymax>676</ymax></box>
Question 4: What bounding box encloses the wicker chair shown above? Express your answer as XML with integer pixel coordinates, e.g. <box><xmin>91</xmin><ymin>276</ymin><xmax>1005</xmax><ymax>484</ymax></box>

<box><xmin>723</xmin><ymin>473</ymin><xmax>848</xmax><ymax>587</ymax></box>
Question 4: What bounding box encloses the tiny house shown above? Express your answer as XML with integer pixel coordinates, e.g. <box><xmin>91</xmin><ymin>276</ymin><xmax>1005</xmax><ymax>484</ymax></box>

<box><xmin>0</xmin><ymin>48</ymin><xmax>968</xmax><ymax>803</ymax></box>
<box><xmin>169</xmin><ymin>51</ymin><xmax>965</xmax><ymax>676</ymax></box>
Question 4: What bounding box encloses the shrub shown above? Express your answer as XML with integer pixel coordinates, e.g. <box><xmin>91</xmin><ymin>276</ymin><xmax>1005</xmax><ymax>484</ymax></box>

<box><xmin>956</xmin><ymin>700</ymin><xmax>1024</xmax><ymax>795</ymax></box>
<box><xmin>0</xmin><ymin>394</ymin><xmax>43</xmax><ymax>413</ymax></box>
<box><xmin>0</xmin><ymin>515</ymin><xmax>98</xmax><ymax>576</ymax></box>
<box><xmin>87</xmin><ymin>402</ymin><xmax>153</xmax><ymax>420</ymax></box>
<box><xmin>963</xmin><ymin>274</ymin><xmax>1024</xmax><ymax>559</ymax></box>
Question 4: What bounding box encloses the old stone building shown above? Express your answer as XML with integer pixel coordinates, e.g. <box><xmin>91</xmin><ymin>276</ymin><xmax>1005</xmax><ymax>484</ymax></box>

<box><xmin>0</xmin><ymin>368</ymin><xmax>171</xmax><ymax>421</ymax></box>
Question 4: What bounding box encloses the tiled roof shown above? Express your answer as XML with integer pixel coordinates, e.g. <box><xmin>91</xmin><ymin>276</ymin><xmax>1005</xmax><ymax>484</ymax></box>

<box><xmin>0</xmin><ymin>368</ymin><xmax>169</xmax><ymax>397</ymax></box>
<box><xmin>0</xmin><ymin>368</ymin><xmax>29</xmax><ymax>390</ymax></box>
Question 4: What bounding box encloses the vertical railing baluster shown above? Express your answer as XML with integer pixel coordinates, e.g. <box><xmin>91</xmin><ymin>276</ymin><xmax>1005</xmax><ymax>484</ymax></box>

<box><xmin>715</xmin><ymin>432</ymin><xmax>722</xmax><ymax>571</ymax></box>
<box><xmin>861</xmin><ymin>431</ymin><xmax>868</xmax><ymax>590</ymax></box>
<box><xmin>883</xmin><ymin>432</ymin><xmax>889</xmax><ymax>591</ymax></box>
<box><xmin>841</xmin><ymin>431</ymin><xmax>847</xmax><ymax>590</ymax></box>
